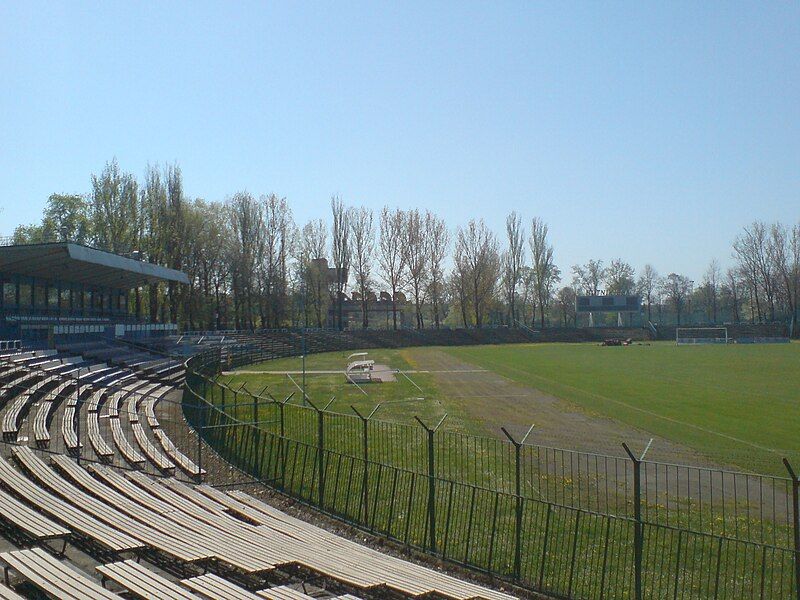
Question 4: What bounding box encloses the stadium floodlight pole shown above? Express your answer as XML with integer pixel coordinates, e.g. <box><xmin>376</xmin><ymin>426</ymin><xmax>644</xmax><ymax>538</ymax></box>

<box><xmin>414</xmin><ymin>414</ymin><xmax>448</xmax><ymax>555</ymax></box>
<box><xmin>622</xmin><ymin>439</ymin><xmax>652</xmax><ymax>600</ymax></box>
<box><xmin>501</xmin><ymin>424</ymin><xmax>535</xmax><ymax>581</ymax></box>
<box><xmin>783</xmin><ymin>458</ymin><xmax>800</xmax><ymax>600</ymax></box>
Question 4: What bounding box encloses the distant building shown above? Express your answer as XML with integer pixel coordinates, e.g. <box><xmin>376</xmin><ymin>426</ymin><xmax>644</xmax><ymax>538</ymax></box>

<box><xmin>307</xmin><ymin>257</ymin><xmax>407</xmax><ymax>328</ymax></box>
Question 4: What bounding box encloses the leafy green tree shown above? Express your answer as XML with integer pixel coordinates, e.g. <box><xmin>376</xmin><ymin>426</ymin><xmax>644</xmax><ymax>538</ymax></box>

<box><xmin>12</xmin><ymin>223</ymin><xmax>46</xmax><ymax>244</ymax></box>
<box><xmin>41</xmin><ymin>194</ymin><xmax>92</xmax><ymax>243</ymax></box>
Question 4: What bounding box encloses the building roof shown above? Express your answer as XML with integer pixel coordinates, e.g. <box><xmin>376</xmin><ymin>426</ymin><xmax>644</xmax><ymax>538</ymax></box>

<box><xmin>0</xmin><ymin>242</ymin><xmax>189</xmax><ymax>288</ymax></box>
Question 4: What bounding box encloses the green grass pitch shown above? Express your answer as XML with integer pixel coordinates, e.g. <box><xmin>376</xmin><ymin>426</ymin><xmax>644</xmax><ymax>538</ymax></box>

<box><xmin>221</xmin><ymin>341</ymin><xmax>799</xmax><ymax>476</ymax></box>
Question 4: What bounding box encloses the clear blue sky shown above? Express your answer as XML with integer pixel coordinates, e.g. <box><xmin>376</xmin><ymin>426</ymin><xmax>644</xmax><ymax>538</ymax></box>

<box><xmin>1</xmin><ymin>2</ymin><xmax>798</xmax><ymax>281</ymax></box>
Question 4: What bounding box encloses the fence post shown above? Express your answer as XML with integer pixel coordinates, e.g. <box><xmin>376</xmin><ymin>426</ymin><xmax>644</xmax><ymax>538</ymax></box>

<box><xmin>784</xmin><ymin>458</ymin><xmax>800</xmax><ymax>600</ymax></box>
<box><xmin>501</xmin><ymin>424</ymin><xmax>535</xmax><ymax>581</ymax></box>
<box><xmin>251</xmin><ymin>384</ymin><xmax>268</xmax><ymax>478</ymax></box>
<box><xmin>352</xmin><ymin>404</ymin><xmax>382</xmax><ymax>523</ymax></box>
<box><xmin>414</xmin><ymin>414</ymin><xmax>447</xmax><ymax>554</ymax></box>
<box><xmin>276</xmin><ymin>393</ymin><xmax>292</xmax><ymax>489</ymax></box>
<box><xmin>623</xmin><ymin>439</ymin><xmax>652</xmax><ymax>600</ymax></box>
<box><xmin>307</xmin><ymin>397</ymin><xmax>335</xmax><ymax>508</ymax></box>
<box><xmin>196</xmin><ymin>391</ymin><xmax>204</xmax><ymax>483</ymax></box>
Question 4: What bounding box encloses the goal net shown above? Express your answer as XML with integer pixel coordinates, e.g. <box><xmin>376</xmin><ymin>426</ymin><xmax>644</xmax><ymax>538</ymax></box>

<box><xmin>676</xmin><ymin>327</ymin><xmax>729</xmax><ymax>345</ymax></box>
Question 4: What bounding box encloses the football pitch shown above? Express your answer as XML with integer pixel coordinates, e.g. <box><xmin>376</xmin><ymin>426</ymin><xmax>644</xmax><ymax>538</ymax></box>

<box><xmin>221</xmin><ymin>340</ymin><xmax>799</xmax><ymax>476</ymax></box>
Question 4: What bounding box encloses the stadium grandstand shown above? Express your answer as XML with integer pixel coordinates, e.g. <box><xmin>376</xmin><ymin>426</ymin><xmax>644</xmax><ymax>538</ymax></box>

<box><xmin>0</xmin><ymin>240</ymin><xmax>519</xmax><ymax>599</ymax></box>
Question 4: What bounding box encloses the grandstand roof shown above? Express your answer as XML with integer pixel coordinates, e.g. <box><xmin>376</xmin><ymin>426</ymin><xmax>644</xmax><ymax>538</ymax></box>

<box><xmin>0</xmin><ymin>242</ymin><xmax>189</xmax><ymax>288</ymax></box>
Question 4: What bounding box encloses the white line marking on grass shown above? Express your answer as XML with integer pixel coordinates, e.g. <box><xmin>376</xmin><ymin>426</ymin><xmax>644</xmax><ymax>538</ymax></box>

<box><xmin>457</xmin><ymin>350</ymin><xmax>787</xmax><ymax>457</ymax></box>
<box><xmin>224</xmin><ymin>368</ymin><xmax>488</xmax><ymax>375</ymax></box>
<box><xmin>396</xmin><ymin>369</ymin><xmax>424</xmax><ymax>394</ymax></box>
<box><xmin>448</xmin><ymin>393</ymin><xmax>535</xmax><ymax>399</ymax></box>
<box><xmin>285</xmin><ymin>373</ymin><xmax>308</xmax><ymax>401</ymax></box>
<box><xmin>344</xmin><ymin>373</ymin><xmax>369</xmax><ymax>396</ymax></box>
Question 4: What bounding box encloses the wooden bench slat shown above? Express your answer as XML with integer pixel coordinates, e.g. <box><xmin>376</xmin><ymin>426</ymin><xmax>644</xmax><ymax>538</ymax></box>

<box><xmin>131</xmin><ymin>422</ymin><xmax>175</xmax><ymax>471</ymax></box>
<box><xmin>0</xmin><ymin>454</ymin><xmax>139</xmax><ymax>553</ymax></box>
<box><xmin>257</xmin><ymin>585</ymin><xmax>315</xmax><ymax>600</ymax></box>
<box><xmin>0</xmin><ymin>581</ymin><xmax>25</xmax><ymax>600</ymax></box>
<box><xmin>13</xmin><ymin>449</ymin><xmax>209</xmax><ymax>564</ymax></box>
<box><xmin>97</xmin><ymin>560</ymin><xmax>196</xmax><ymax>600</ymax></box>
<box><xmin>0</xmin><ymin>547</ymin><xmax>121</xmax><ymax>599</ymax></box>
<box><xmin>182</xmin><ymin>573</ymin><xmax>262</xmax><ymax>600</ymax></box>
<box><xmin>110</xmin><ymin>417</ymin><xmax>146</xmax><ymax>465</ymax></box>
<box><xmin>88</xmin><ymin>410</ymin><xmax>115</xmax><ymax>457</ymax></box>
<box><xmin>87</xmin><ymin>465</ymin><xmax>273</xmax><ymax>573</ymax></box>
<box><xmin>0</xmin><ymin>486</ymin><xmax>70</xmax><ymax>540</ymax></box>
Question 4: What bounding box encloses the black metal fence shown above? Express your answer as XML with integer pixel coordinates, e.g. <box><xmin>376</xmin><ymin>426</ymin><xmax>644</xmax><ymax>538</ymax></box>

<box><xmin>178</xmin><ymin>339</ymin><xmax>800</xmax><ymax>599</ymax></box>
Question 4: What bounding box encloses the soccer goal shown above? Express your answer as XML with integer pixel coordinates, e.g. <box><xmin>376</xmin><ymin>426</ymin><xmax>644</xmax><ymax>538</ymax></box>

<box><xmin>676</xmin><ymin>327</ymin><xmax>729</xmax><ymax>345</ymax></box>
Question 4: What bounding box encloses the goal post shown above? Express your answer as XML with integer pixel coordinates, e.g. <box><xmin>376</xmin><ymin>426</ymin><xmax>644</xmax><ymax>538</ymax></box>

<box><xmin>675</xmin><ymin>327</ymin><xmax>729</xmax><ymax>345</ymax></box>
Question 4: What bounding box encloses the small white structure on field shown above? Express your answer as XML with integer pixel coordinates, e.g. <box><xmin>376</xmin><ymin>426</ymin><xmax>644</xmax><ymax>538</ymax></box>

<box><xmin>346</xmin><ymin>352</ymin><xmax>376</xmax><ymax>384</ymax></box>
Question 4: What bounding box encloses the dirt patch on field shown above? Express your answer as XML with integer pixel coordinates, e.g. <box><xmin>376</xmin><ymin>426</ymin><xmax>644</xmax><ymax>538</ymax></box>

<box><xmin>413</xmin><ymin>347</ymin><xmax>716</xmax><ymax>467</ymax></box>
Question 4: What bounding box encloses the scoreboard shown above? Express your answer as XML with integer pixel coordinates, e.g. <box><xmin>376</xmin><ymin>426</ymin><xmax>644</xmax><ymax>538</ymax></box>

<box><xmin>575</xmin><ymin>295</ymin><xmax>641</xmax><ymax>313</ymax></box>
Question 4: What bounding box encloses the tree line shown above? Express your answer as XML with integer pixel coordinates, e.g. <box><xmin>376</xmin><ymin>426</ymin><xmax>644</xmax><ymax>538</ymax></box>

<box><xmin>11</xmin><ymin>160</ymin><xmax>800</xmax><ymax>332</ymax></box>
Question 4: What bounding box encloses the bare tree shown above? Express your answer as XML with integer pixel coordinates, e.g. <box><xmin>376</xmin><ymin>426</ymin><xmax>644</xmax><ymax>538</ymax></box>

<box><xmin>530</xmin><ymin>218</ymin><xmax>559</xmax><ymax>328</ymax></box>
<box><xmin>722</xmin><ymin>267</ymin><xmax>742</xmax><ymax>323</ymax></box>
<box><xmin>700</xmin><ymin>259</ymin><xmax>721</xmax><ymax>323</ymax></box>
<box><xmin>502</xmin><ymin>212</ymin><xmax>525</xmax><ymax>326</ymax></box>
<box><xmin>260</xmin><ymin>194</ymin><xmax>293</xmax><ymax>328</ymax></box>
<box><xmin>141</xmin><ymin>165</ymin><xmax>168</xmax><ymax>322</ymax></box>
<box><xmin>605</xmin><ymin>259</ymin><xmax>636</xmax><ymax>295</ymax></box>
<box><xmin>555</xmin><ymin>286</ymin><xmax>577</xmax><ymax>326</ymax></box>
<box><xmin>456</xmin><ymin>219</ymin><xmax>500</xmax><ymax>328</ymax></box>
<box><xmin>378</xmin><ymin>207</ymin><xmax>407</xmax><ymax>329</ymax></box>
<box><xmin>734</xmin><ymin>222</ymin><xmax>777</xmax><ymax>322</ymax></box>
<box><xmin>330</xmin><ymin>196</ymin><xmax>351</xmax><ymax>330</ymax></box>
<box><xmin>228</xmin><ymin>192</ymin><xmax>263</xmax><ymax>329</ymax></box>
<box><xmin>425</xmin><ymin>212</ymin><xmax>449</xmax><ymax>329</ymax></box>
<box><xmin>299</xmin><ymin>219</ymin><xmax>328</xmax><ymax>328</ymax></box>
<box><xmin>518</xmin><ymin>266</ymin><xmax>536</xmax><ymax>327</ymax></box>
<box><xmin>571</xmin><ymin>259</ymin><xmax>605</xmax><ymax>295</ymax></box>
<box><xmin>451</xmin><ymin>243</ymin><xmax>471</xmax><ymax>326</ymax></box>
<box><xmin>402</xmin><ymin>209</ymin><xmax>429</xmax><ymax>329</ymax></box>
<box><xmin>791</xmin><ymin>223</ymin><xmax>800</xmax><ymax>333</ymax></box>
<box><xmin>164</xmin><ymin>164</ymin><xmax>186</xmax><ymax>323</ymax></box>
<box><xmin>769</xmin><ymin>222</ymin><xmax>800</xmax><ymax>333</ymax></box>
<box><xmin>637</xmin><ymin>264</ymin><xmax>659</xmax><ymax>322</ymax></box>
<box><xmin>349</xmin><ymin>207</ymin><xmax>375</xmax><ymax>329</ymax></box>
<box><xmin>661</xmin><ymin>273</ymin><xmax>693</xmax><ymax>325</ymax></box>
<box><xmin>190</xmin><ymin>199</ymin><xmax>230</xmax><ymax>329</ymax></box>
